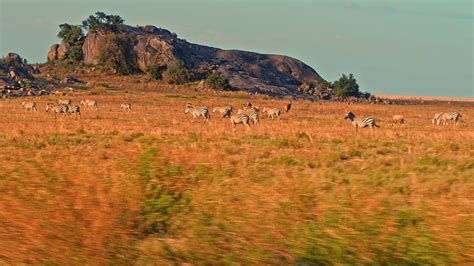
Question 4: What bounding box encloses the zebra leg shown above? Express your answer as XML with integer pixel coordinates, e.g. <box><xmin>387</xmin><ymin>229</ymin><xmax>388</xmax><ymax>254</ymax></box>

<box><xmin>244</xmin><ymin>122</ymin><xmax>250</xmax><ymax>131</ymax></box>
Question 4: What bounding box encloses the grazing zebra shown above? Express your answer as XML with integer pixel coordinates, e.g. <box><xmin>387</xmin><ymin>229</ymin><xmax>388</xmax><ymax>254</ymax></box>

<box><xmin>46</xmin><ymin>104</ymin><xmax>69</xmax><ymax>118</ymax></box>
<box><xmin>431</xmin><ymin>112</ymin><xmax>445</xmax><ymax>125</ymax></box>
<box><xmin>80</xmin><ymin>99</ymin><xmax>98</xmax><ymax>109</ymax></box>
<box><xmin>344</xmin><ymin>111</ymin><xmax>379</xmax><ymax>132</ymax></box>
<box><xmin>438</xmin><ymin>112</ymin><xmax>462</xmax><ymax>126</ymax></box>
<box><xmin>237</xmin><ymin>107</ymin><xmax>259</xmax><ymax>124</ymax></box>
<box><xmin>262</xmin><ymin>107</ymin><xmax>281</xmax><ymax>120</ymax></box>
<box><xmin>21</xmin><ymin>101</ymin><xmax>37</xmax><ymax>112</ymax></box>
<box><xmin>58</xmin><ymin>99</ymin><xmax>71</xmax><ymax>105</ymax></box>
<box><xmin>285</xmin><ymin>100</ymin><xmax>292</xmax><ymax>113</ymax></box>
<box><xmin>121</xmin><ymin>103</ymin><xmax>132</xmax><ymax>112</ymax></box>
<box><xmin>230</xmin><ymin>113</ymin><xmax>250</xmax><ymax>131</ymax></box>
<box><xmin>185</xmin><ymin>103</ymin><xmax>210</xmax><ymax>122</ymax></box>
<box><xmin>392</xmin><ymin>115</ymin><xmax>405</xmax><ymax>124</ymax></box>
<box><xmin>213</xmin><ymin>106</ymin><xmax>232</xmax><ymax>118</ymax></box>
<box><xmin>67</xmin><ymin>105</ymin><xmax>81</xmax><ymax>118</ymax></box>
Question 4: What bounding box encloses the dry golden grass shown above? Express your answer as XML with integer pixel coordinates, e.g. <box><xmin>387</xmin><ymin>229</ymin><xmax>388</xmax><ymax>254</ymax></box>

<box><xmin>0</xmin><ymin>85</ymin><xmax>473</xmax><ymax>264</ymax></box>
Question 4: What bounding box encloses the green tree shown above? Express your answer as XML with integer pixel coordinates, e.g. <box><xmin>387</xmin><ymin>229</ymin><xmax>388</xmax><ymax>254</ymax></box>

<box><xmin>204</xmin><ymin>72</ymin><xmax>231</xmax><ymax>90</ymax></box>
<box><xmin>64</xmin><ymin>46</ymin><xmax>83</xmax><ymax>62</ymax></box>
<box><xmin>162</xmin><ymin>61</ymin><xmax>194</xmax><ymax>84</ymax></box>
<box><xmin>332</xmin><ymin>73</ymin><xmax>360</xmax><ymax>97</ymax></box>
<box><xmin>146</xmin><ymin>65</ymin><xmax>167</xmax><ymax>80</ymax></box>
<box><xmin>82</xmin><ymin>11</ymin><xmax>124</xmax><ymax>35</ymax></box>
<box><xmin>57</xmin><ymin>23</ymin><xmax>84</xmax><ymax>45</ymax></box>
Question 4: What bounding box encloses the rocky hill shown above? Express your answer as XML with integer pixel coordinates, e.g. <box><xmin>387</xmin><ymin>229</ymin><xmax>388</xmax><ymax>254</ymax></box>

<box><xmin>50</xmin><ymin>24</ymin><xmax>326</xmax><ymax>97</ymax></box>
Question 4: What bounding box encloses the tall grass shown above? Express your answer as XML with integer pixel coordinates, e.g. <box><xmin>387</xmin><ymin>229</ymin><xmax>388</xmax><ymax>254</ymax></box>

<box><xmin>0</xmin><ymin>90</ymin><xmax>473</xmax><ymax>264</ymax></box>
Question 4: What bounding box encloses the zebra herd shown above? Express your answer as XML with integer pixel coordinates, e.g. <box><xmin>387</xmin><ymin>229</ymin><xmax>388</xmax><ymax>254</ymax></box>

<box><xmin>20</xmin><ymin>99</ymin><xmax>132</xmax><ymax>118</ymax></box>
<box><xmin>18</xmin><ymin>98</ymin><xmax>464</xmax><ymax>131</ymax></box>
<box><xmin>185</xmin><ymin>102</ymin><xmax>290</xmax><ymax>131</ymax></box>
<box><xmin>185</xmin><ymin>101</ymin><xmax>464</xmax><ymax>132</ymax></box>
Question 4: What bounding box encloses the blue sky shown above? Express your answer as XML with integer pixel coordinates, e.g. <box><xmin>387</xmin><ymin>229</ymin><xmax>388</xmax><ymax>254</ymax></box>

<box><xmin>1</xmin><ymin>0</ymin><xmax>472</xmax><ymax>97</ymax></box>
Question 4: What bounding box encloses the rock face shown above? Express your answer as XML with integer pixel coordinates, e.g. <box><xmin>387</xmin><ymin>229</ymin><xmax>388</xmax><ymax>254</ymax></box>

<box><xmin>82</xmin><ymin>25</ymin><xmax>326</xmax><ymax>97</ymax></box>
<box><xmin>57</xmin><ymin>42</ymin><xmax>70</xmax><ymax>60</ymax></box>
<box><xmin>48</xmin><ymin>44</ymin><xmax>59</xmax><ymax>62</ymax></box>
<box><xmin>1</xmin><ymin>53</ymin><xmax>56</xmax><ymax>97</ymax></box>
<box><xmin>48</xmin><ymin>43</ymin><xmax>70</xmax><ymax>62</ymax></box>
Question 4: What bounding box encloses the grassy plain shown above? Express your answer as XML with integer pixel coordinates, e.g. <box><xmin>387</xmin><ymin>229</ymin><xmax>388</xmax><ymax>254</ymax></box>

<box><xmin>0</xmin><ymin>82</ymin><xmax>473</xmax><ymax>264</ymax></box>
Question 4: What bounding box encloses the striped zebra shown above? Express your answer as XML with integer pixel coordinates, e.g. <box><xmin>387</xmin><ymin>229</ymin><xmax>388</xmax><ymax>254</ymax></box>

<box><xmin>262</xmin><ymin>107</ymin><xmax>281</xmax><ymax>120</ymax></box>
<box><xmin>237</xmin><ymin>107</ymin><xmax>259</xmax><ymax>124</ymax></box>
<box><xmin>81</xmin><ymin>99</ymin><xmax>98</xmax><ymax>109</ymax></box>
<box><xmin>121</xmin><ymin>103</ymin><xmax>132</xmax><ymax>112</ymax></box>
<box><xmin>344</xmin><ymin>111</ymin><xmax>379</xmax><ymax>132</ymax></box>
<box><xmin>67</xmin><ymin>105</ymin><xmax>81</xmax><ymax>118</ymax></box>
<box><xmin>46</xmin><ymin>103</ymin><xmax>69</xmax><ymax>118</ymax></box>
<box><xmin>230</xmin><ymin>113</ymin><xmax>250</xmax><ymax>131</ymax></box>
<box><xmin>58</xmin><ymin>99</ymin><xmax>71</xmax><ymax>105</ymax></box>
<box><xmin>432</xmin><ymin>112</ymin><xmax>445</xmax><ymax>125</ymax></box>
<box><xmin>213</xmin><ymin>106</ymin><xmax>232</xmax><ymax>118</ymax></box>
<box><xmin>21</xmin><ymin>101</ymin><xmax>37</xmax><ymax>112</ymax></box>
<box><xmin>438</xmin><ymin>112</ymin><xmax>462</xmax><ymax>126</ymax></box>
<box><xmin>185</xmin><ymin>103</ymin><xmax>210</xmax><ymax>122</ymax></box>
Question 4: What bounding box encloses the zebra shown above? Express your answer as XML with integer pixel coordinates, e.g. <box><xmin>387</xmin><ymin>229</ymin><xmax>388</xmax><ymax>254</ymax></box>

<box><xmin>213</xmin><ymin>106</ymin><xmax>232</xmax><ymax>118</ymax></box>
<box><xmin>392</xmin><ymin>115</ymin><xmax>405</xmax><ymax>124</ymax></box>
<box><xmin>67</xmin><ymin>105</ymin><xmax>81</xmax><ymax>118</ymax></box>
<box><xmin>58</xmin><ymin>99</ymin><xmax>71</xmax><ymax>105</ymax></box>
<box><xmin>121</xmin><ymin>103</ymin><xmax>132</xmax><ymax>112</ymax></box>
<box><xmin>262</xmin><ymin>107</ymin><xmax>281</xmax><ymax>120</ymax></box>
<box><xmin>431</xmin><ymin>112</ymin><xmax>445</xmax><ymax>125</ymax></box>
<box><xmin>237</xmin><ymin>107</ymin><xmax>259</xmax><ymax>124</ymax></box>
<box><xmin>80</xmin><ymin>99</ymin><xmax>98</xmax><ymax>109</ymax></box>
<box><xmin>438</xmin><ymin>112</ymin><xmax>462</xmax><ymax>126</ymax></box>
<box><xmin>185</xmin><ymin>103</ymin><xmax>210</xmax><ymax>122</ymax></box>
<box><xmin>284</xmin><ymin>100</ymin><xmax>292</xmax><ymax>113</ymax></box>
<box><xmin>46</xmin><ymin>103</ymin><xmax>69</xmax><ymax>118</ymax></box>
<box><xmin>344</xmin><ymin>111</ymin><xmax>379</xmax><ymax>132</ymax></box>
<box><xmin>21</xmin><ymin>101</ymin><xmax>37</xmax><ymax>112</ymax></box>
<box><xmin>230</xmin><ymin>113</ymin><xmax>250</xmax><ymax>131</ymax></box>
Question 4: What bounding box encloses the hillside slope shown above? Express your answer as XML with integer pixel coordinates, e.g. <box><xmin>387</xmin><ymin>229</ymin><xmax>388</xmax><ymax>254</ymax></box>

<box><xmin>79</xmin><ymin>25</ymin><xmax>325</xmax><ymax>96</ymax></box>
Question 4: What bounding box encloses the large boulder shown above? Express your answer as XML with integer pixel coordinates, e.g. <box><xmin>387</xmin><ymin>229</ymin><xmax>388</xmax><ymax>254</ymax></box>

<box><xmin>4</xmin><ymin>53</ymin><xmax>23</xmax><ymax>65</ymax></box>
<box><xmin>81</xmin><ymin>24</ymin><xmax>327</xmax><ymax>97</ymax></box>
<box><xmin>1</xmin><ymin>53</ymin><xmax>34</xmax><ymax>79</ymax></box>
<box><xmin>82</xmin><ymin>34</ymin><xmax>102</xmax><ymax>65</ymax></box>
<box><xmin>57</xmin><ymin>42</ymin><xmax>70</xmax><ymax>61</ymax></box>
<box><xmin>48</xmin><ymin>44</ymin><xmax>59</xmax><ymax>62</ymax></box>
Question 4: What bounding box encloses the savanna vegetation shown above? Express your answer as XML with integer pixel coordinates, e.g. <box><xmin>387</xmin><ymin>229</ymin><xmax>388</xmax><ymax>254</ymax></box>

<box><xmin>0</xmin><ymin>73</ymin><xmax>472</xmax><ymax>264</ymax></box>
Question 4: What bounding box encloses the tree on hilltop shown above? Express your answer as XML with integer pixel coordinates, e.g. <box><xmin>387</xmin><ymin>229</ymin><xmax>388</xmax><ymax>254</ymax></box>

<box><xmin>81</xmin><ymin>12</ymin><xmax>124</xmax><ymax>35</ymax></box>
<box><xmin>57</xmin><ymin>24</ymin><xmax>85</xmax><ymax>45</ymax></box>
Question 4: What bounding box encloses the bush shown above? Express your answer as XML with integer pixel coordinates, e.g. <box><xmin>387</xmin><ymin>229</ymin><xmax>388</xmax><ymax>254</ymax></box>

<box><xmin>204</xmin><ymin>72</ymin><xmax>230</xmax><ymax>90</ymax></box>
<box><xmin>146</xmin><ymin>65</ymin><xmax>167</xmax><ymax>80</ymax></box>
<box><xmin>64</xmin><ymin>46</ymin><xmax>83</xmax><ymax>63</ymax></box>
<box><xmin>162</xmin><ymin>61</ymin><xmax>194</xmax><ymax>84</ymax></box>
<box><xmin>98</xmin><ymin>34</ymin><xmax>137</xmax><ymax>75</ymax></box>
<box><xmin>333</xmin><ymin>73</ymin><xmax>360</xmax><ymax>97</ymax></box>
